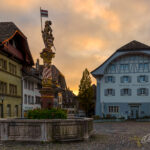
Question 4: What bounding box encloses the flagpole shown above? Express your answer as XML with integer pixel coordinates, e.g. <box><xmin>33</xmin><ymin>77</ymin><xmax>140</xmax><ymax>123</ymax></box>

<box><xmin>40</xmin><ymin>7</ymin><xmax>43</xmax><ymax>32</ymax></box>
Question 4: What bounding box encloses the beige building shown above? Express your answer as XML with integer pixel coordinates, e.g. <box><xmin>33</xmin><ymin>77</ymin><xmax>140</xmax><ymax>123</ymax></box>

<box><xmin>0</xmin><ymin>22</ymin><xmax>34</xmax><ymax>118</ymax></box>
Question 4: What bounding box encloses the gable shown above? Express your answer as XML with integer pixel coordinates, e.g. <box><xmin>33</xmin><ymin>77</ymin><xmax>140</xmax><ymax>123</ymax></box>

<box><xmin>91</xmin><ymin>41</ymin><xmax>150</xmax><ymax>78</ymax></box>
<box><xmin>0</xmin><ymin>22</ymin><xmax>34</xmax><ymax>65</ymax></box>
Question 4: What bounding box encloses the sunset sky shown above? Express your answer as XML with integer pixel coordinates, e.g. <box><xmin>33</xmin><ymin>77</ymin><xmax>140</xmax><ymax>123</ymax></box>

<box><xmin>1</xmin><ymin>0</ymin><xmax>150</xmax><ymax>94</ymax></box>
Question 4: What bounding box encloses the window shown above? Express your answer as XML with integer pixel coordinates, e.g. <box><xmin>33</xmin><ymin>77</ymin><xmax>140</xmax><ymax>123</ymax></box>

<box><xmin>9</xmin><ymin>84</ymin><xmax>17</xmax><ymax>96</ymax></box>
<box><xmin>105</xmin><ymin>76</ymin><xmax>115</xmax><ymax>83</ymax></box>
<box><xmin>110</xmin><ymin>65</ymin><xmax>115</xmax><ymax>71</ymax></box>
<box><xmin>0</xmin><ymin>58</ymin><xmax>7</xmax><ymax>70</ymax></box>
<box><xmin>24</xmin><ymin>80</ymin><xmax>27</xmax><ymax>89</ymax></box>
<box><xmin>120</xmin><ymin>64</ymin><xmax>129</xmax><ymax>70</ymax></box>
<box><xmin>35</xmin><ymin>96</ymin><xmax>41</xmax><ymax>104</ymax></box>
<box><xmin>108</xmin><ymin>106</ymin><xmax>119</xmax><ymax>113</ymax></box>
<box><xmin>120</xmin><ymin>76</ymin><xmax>131</xmax><ymax>83</ymax></box>
<box><xmin>137</xmin><ymin>88</ymin><xmax>148</xmax><ymax>96</ymax></box>
<box><xmin>9</xmin><ymin>39</ymin><xmax>16</xmax><ymax>48</ymax></box>
<box><xmin>108</xmin><ymin>89</ymin><xmax>113</xmax><ymax>95</ymax></box>
<box><xmin>120</xmin><ymin>88</ymin><xmax>131</xmax><ymax>96</ymax></box>
<box><xmin>28</xmin><ymin>95</ymin><xmax>31</xmax><ymax>104</ymax></box>
<box><xmin>139</xmin><ymin>63</ymin><xmax>149</xmax><ymax>70</ymax></box>
<box><xmin>28</xmin><ymin>81</ymin><xmax>30</xmax><ymax>90</ymax></box>
<box><xmin>7</xmin><ymin>104</ymin><xmax>11</xmax><ymax>117</ymax></box>
<box><xmin>137</xmin><ymin>75</ymin><xmax>148</xmax><ymax>83</ymax></box>
<box><xmin>24</xmin><ymin>94</ymin><xmax>27</xmax><ymax>104</ymax></box>
<box><xmin>9</xmin><ymin>63</ymin><xmax>17</xmax><ymax>75</ymax></box>
<box><xmin>0</xmin><ymin>81</ymin><xmax>7</xmax><ymax>94</ymax></box>
<box><xmin>14</xmin><ymin>105</ymin><xmax>18</xmax><ymax>117</ymax></box>
<box><xmin>31</xmin><ymin>82</ymin><xmax>34</xmax><ymax>91</ymax></box>
<box><xmin>32</xmin><ymin>96</ymin><xmax>34</xmax><ymax>104</ymax></box>
<box><xmin>105</xmin><ymin>89</ymin><xmax>115</xmax><ymax>96</ymax></box>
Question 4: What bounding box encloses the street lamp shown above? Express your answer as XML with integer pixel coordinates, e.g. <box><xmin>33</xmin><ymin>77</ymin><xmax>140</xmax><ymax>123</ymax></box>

<box><xmin>0</xmin><ymin>94</ymin><xmax>4</xmax><ymax>118</ymax></box>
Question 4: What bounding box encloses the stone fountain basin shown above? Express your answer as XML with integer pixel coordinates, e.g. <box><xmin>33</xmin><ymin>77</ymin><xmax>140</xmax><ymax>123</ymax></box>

<box><xmin>0</xmin><ymin>118</ymin><xmax>93</xmax><ymax>142</ymax></box>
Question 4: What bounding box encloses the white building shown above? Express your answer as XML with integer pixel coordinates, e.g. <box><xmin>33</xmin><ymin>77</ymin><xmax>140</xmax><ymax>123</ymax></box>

<box><xmin>22</xmin><ymin>68</ymin><xmax>41</xmax><ymax>117</ymax></box>
<box><xmin>92</xmin><ymin>41</ymin><xmax>150</xmax><ymax>119</ymax></box>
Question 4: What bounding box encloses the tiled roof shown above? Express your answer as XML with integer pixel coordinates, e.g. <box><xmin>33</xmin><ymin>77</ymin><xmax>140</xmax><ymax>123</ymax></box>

<box><xmin>117</xmin><ymin>40</ymin><xmax>150</xmax><ymax>52</ymax></box>
<box><xmin>0</xmin><ymin>22</ymin><xmax>25</xmax><ymax>43</ymax></box>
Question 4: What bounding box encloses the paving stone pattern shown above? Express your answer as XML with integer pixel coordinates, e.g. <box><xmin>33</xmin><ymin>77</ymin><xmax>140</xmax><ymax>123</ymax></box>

<box><xmin>0</xmin><ymin>122</ymin><xmax>150</xmax><ymax>150</ymax></box>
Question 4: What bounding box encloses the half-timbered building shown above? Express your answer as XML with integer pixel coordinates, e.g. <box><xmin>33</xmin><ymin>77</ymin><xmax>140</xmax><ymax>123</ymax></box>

<box><xmin>92</xmin><ymin>40</ymin><xmax>150</xmax><ymax>119</ymax></box>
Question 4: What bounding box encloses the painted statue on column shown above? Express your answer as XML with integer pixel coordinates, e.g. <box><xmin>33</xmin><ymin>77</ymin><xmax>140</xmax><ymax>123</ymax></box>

<box><xmin>40</xmin><ymin>20</ymin><xmax>55</xmax><ymax>109</ymax></box>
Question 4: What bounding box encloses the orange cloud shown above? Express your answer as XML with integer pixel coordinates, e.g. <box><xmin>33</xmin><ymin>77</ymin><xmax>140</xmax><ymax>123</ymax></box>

<box><xmin>1</xmin><ymin>0</ymin><xmax>40</xmax><ymax>11</ymax></box>
<box><xmin>71</xmin><ymin>0</ymin><xmax>121</xmax><ymax>32</ymax></box>
<box><xmin>68</xmin><ymin>36</ymin><xmax>107</xmax><ymax>52</ymax></box>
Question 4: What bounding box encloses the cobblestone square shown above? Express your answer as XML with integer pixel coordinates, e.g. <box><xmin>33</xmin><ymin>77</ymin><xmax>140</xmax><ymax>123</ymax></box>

<box><xmin>0</xmin><ymin>122</ymin><xmax>150</xmax><ymax>150</ymax></box>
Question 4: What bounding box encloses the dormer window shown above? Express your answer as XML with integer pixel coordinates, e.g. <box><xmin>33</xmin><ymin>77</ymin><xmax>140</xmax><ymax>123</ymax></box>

<box><xmin>9</xmin><ymin>39</ymin><xmax>16</xmax><ymax>48</ymax></box>
<box><xmin>110</xmin><ymin>65</ymin><xmax>115</xmax><ymax>71</ymax></box>
<box><xmin>139</xmin><ymin>63</ymin><xmax>149</xmax><ymax>70</ymax></box>
<box><xmin>120</xmin><ymin>64</ymin><xmax>129</xmax><ymax>70</ymax></box>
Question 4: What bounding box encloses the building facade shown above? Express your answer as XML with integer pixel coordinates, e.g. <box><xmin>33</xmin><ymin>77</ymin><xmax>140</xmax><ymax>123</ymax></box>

<box><xmin>92</xmin><ymin>41</ymin><xmax>150</xmax><ymax>119</ymax></box>
<box><xmin>0</xmin><ymin>22</ymin><xmax>34</xmax><ymax>118</ymax></box>
<box><xmin>22</xmin><ymin>67</ymin><xmax>42</xmax><ymax>117</ymax></box>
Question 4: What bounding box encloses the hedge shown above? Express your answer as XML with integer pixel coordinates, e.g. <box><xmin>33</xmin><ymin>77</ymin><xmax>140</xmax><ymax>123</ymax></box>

<box><xmin>27</xmin><ymin>108</ymin><xmax>67</xmax><ymax>119</ymax></box>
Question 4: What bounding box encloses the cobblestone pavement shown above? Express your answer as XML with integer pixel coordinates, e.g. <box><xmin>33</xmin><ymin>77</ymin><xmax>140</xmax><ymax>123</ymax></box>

<box><xmin>0</xmin><ymin>122</ymin><xmax>150</xmax><ymax>150</ymax></box>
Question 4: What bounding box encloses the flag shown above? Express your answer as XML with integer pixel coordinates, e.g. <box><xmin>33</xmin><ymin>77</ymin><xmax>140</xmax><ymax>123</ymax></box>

<box><xmin>40</xmin><ymin>9</ymin><xmax>48</xmax><ymax>17</ymax></box>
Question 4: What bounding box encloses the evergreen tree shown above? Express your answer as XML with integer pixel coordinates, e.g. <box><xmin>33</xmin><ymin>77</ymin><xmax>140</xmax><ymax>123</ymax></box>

<box><xmin>78</xmin><ymin>68</ymin><xmax>94</xmax><ymax>117</ymax></box>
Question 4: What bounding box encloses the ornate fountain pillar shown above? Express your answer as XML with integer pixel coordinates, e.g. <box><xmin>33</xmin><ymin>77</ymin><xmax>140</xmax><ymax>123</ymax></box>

<box><xmin>40</xmin><ymin>20</ymin><xmax>56</xmax><ymax>109</ymax></box>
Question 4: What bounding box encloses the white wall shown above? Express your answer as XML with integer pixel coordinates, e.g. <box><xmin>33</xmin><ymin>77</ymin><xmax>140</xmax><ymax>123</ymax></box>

<box><xmin>22</xmin><ymin>77</ymin><xmax>41</xmax><ymax>116</ymax></box>
<box><xmin>100</xmin><ymin>54</ymin><xmax>150</xmax><ymax>103</ymax></box>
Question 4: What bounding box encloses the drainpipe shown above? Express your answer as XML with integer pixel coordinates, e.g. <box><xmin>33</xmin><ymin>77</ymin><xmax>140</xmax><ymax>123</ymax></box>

<box><xmin>21</xmin><ymin>77</ymin><xmax>23</xmax><ymax>118</ymax></box>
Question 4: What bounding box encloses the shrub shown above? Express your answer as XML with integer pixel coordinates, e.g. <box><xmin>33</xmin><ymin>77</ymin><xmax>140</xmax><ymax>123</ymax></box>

<box><xmin>141</xmin><ymin>116</ymin><xmax>150</xmax><ymax>119</ymax></box>
<box><xmin>104</xmin><ymin>114</ymin><xmax>116</xmax><ymax>119</ymax></box>
<box><xmin>92</xmin><ymin>115</ymin><xmax>101</xmax><ymax>120</ymax></box>
<box><xmin>105</xmin><ymin>114</ymin><xmax>112</xmax><ymax>119</ymax></box>
<box><xmin>27</xmin><ymin>108</ymin><xmax>67</xmax><ymax>119</ymax></box>
<box><xmin>118</xmin><ymin>116</ymin><xmax>125</xmax><ymax>120</ymax></box>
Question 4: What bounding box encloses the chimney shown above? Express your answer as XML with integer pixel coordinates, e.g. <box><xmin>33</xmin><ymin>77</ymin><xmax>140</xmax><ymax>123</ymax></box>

<box><xmin>36</xmin><ymin>59</ymin><xmax>39</xmax><ymax>70</ymax></box>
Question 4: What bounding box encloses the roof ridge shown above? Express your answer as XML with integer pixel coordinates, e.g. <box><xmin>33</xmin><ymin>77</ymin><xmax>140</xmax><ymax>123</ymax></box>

<box><xmin>117</xmin><ymin>40</ymin><xmax>150</xmax><ymax>52</ymax></box>
<box><xmin>0</xmin><ymin>22</ymin><xmax>26</xmax><ymax>43</ymax></box>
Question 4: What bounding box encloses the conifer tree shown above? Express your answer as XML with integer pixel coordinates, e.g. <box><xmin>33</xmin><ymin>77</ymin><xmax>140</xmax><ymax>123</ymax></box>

<box><xmin>78</xmin><ymin>68</ymin><xmax>94</xmax><ymax>116</ymax></box>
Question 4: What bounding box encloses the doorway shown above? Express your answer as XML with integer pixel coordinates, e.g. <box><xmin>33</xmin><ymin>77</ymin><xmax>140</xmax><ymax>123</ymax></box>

<box><xmin>130</xmin><ymin>106</ymin><xmax>139</xmax><ymax>119</ymax></box>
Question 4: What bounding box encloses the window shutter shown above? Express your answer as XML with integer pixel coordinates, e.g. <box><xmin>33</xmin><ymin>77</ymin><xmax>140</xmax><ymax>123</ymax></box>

<box><xmin>112</xmin><ymin>89</ymin><xmax>115</xmax><ymax>96</ymax></box>
<box><xmin>120</xmin><ymin>76</ymin><xmax>123</xmax><ymax>83</ymax></box>
<box><xmin>105</xmin><ymin>76</ymin><xmax>108</xmax><ymax>83</ymax></box>
<box><xmin>146</xmin><ymin>75</ymin><xmax>149</xmax><ymax>82</ymax></box>
<box><xmin>137</xmin><ymin>88</ymin><xmax>140</xmax><ymax>96</ymax></box>
<box><xmin>146</xmin><ymin>88</ymin><xmax>149</xmax><ymax>96</ymax></box>
<box><xmin>129</xmin><ymin>76</ymin><xmax>132</xmax><ymax>83</ymax></box>
<box><xmin>104</xmin><ymin>89</ymin><xmax>108</xmax><ymax>96</ymax></box>
<box><xmin>137</xmin><ymin>76</ymin><xmax>140</xmax><ymax>83</ymax></box>
<box><xmin>129</xmin><ymin>89</ymin><xmax>132</xmax><ymax>96</ymax></box>
<box><xmin>120</xmin><ymin>89</ymin><xmax>124</xmax><ymax>96</ymax></box>
<box><xmin>113</xmin><ymin>76</ymin><xmax>115</xmax><ymax>83</ymax></box>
